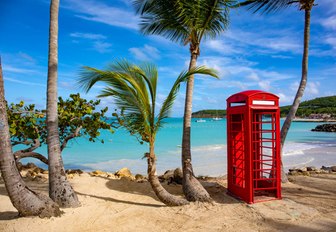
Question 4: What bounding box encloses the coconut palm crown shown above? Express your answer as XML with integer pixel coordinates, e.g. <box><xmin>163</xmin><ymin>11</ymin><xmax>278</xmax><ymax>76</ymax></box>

<box><xmin>134</xmin><ymin>0</ymin><xmax>235</xmax><ymax>54</ymax></box>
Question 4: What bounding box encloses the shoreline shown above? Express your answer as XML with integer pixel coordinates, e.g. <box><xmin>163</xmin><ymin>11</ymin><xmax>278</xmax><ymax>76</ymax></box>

<box><xmin>60</xmin><ymin>142</ymin><xmax>335</xmax><ymax>177</ymax></box>
<box><xmin>292</xmin><ymin>118</ymin><xmax>336</xmax><ymax>122</ymax></box>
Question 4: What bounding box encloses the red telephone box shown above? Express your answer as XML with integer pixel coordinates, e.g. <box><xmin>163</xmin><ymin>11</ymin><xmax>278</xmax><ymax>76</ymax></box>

<box><xmin>226</xmin><ymin>90</ymin><xmax>281</xmax><ymax>203</ymax></box>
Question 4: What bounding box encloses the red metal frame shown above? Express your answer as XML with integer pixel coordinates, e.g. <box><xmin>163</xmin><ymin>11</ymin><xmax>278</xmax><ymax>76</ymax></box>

<box><xmin>227</xmin><ymin>90</ymin><xmax>281</xmax><ymax>204</ymax></box>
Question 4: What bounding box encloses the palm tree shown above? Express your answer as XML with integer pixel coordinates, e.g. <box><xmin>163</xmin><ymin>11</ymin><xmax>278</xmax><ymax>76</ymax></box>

<box><xmin>134</xmin><ymin>0</ymin><xmax>234</xmax><ymax>202</ymax></box>
<box><xmin>238</xmin><ymin>0</ymin><xmax>316</xmax><ymax>182</ymax></box>
<box><xmin>46</xmin><ymin>0</ymin><xmax>80</xmax><ymax>207</ymax></box>
<box><xmin>0</xmin><ymin>58</ymin><xmax>61</xmax><ymax>217</ymax></box>
<box><xmin>78</xmin><ymin>60</ymin><xmax>218</xmax><ymax>206</ymax></box>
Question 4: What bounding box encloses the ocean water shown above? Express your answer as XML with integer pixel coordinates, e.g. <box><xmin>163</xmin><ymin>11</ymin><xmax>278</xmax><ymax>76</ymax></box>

<box><xmin>20</xmin><ymin>118</ymin><xmax>336</xmax><ymax>176</ymax></box>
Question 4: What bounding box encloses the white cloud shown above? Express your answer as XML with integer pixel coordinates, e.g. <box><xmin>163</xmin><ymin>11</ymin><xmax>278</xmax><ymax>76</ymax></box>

<box><xmin>129</xmin><ymin>45</ymin><xmax>160</xmax><ymax>61</ymax></box>
<box><xmin>63</xmin><ymin>0</ymin><xmax>138</xmax><ymax>30</ymax></box>
<box><xmin>271</xmin><ymin>55</ymin><xmax>293</xmax><ymax>59</ymax></box>
<box><xmin>93</xmin><ymin>41</ymin><xmax>112</xmax><ymax>53</ymax></box>
<box><xmin>325</xmin><ymin>36</ymin><xmax>336</xmax><ymax>50</ymax></box>
<box><xmin>18</xmin><ymin>52</ymin><xmax>36</xmax><ymax>64</ymax></box>
<box><xmin>305</xmin><ymin>81</ymin><xmax>320</xmax><ymax>95</ymax></box>
<box><xmin>4</xmin><ymin>77</ymin><xmax>45</xmax><ymax>87</ymax></box>
<box><xmin>258</xmin><ymin>80</ymin><xmax>271</xmax><ymax>91</ymax></box>
<box><xmin>70</xmin><ymin>32</ymin><xmax>107</xmax><ymax>40</ymax></box>
<box><xmin>205</xmin><ymin>39</ymin><xmax>242</xmax><ymax>54</ymax></box>
<box><xmin>222</xmin><ymin>28</ymin><xmax>302</xmax><ymax>55</ymax></box>
<box><xmin>70</xmin><ymin>31</ymin><xmax>112</xmax><ymax>53</ymax></box>
<box><xmin>3</xmin><ymin>65</ymin><xmax>40</xmax><ymax>74</ymax></box>
<box><xmin>320</xmin><ymin>16</ymin><xmax>336</xmax><ymax>30</ymax></box>
<box><xmin>277</xmin><ymin>92</ymin><xmax>293</xmax><ymax>105</ymax></box>
<box><xmin>246</xmin><ymin>72</ymin><xmax>259</xmax><ymax>81</ymax></box>
<box><xmin>290</xmin><ymin>81</ymin><xmax>320</xmax><ymax>97</ymax></box>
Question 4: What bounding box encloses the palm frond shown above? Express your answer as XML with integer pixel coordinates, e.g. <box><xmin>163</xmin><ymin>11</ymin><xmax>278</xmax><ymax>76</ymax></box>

<box><xmin>236</xmin><ymin>0</ymin><xmax>296</xmax><ymax>14</ymax></box>
<box><xmin>78</xmin><ymin>60</ymin><xmax>179</xmax><ymax>140</ymax></box>
<box><xmin>155</xmin><ymin>66</ymin><xmax>218</xmax><ymax>129</ymax></box>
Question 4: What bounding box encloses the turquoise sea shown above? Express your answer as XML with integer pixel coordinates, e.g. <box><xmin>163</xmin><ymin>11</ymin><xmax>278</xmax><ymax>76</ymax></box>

<box><xmin>21</xmin><ymin>118</ymin><xmax>336</xmax><ymax>176</ymax></box>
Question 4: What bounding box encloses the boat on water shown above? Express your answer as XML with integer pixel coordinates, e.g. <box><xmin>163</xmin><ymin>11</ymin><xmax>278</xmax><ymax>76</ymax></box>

<box><xmin>196</xmin><ymin>119</ymin><xmax>206</xmax><ymax>123</ymax></box>
<box><xmin>212</xmin><ymin>110</ymin><xmax>223</xmax><ymax>121</ymax></box>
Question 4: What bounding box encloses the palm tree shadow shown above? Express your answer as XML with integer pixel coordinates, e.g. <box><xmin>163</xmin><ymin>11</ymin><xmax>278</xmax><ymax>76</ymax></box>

<box><xmin>83</xmin><ymin>176</ymin><xmax>185</xmax><ymax>207</ymax></box>
<box><xmin>95</xmin><ymin>175</ymin><xmax>241</xmax><ymax>205</ymax></box>
<box><xmin>200</xmin><ymin>178</ymin><xmax>241</xmax><ymax>204</ymax></box>
<box><xmin>0</xmin><ymin>211</ymin><xmax>19</xmax><ymax>221</ymax></box>
<box><xmin>75</xmin><ymin>191</ymin><xmax>163</xmax><ymax>208</ymax></box>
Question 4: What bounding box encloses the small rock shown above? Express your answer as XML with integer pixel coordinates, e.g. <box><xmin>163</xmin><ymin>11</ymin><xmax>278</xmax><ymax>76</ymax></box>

<box><xmin>135</xmin><ymin>174</ymin><xmax>146</xmax><ymax>182</ymax></box>
<box><xmin>66</xmin><ymin>169</ymin><xmax>84</xmax><ymax>175</ymax></box>
<box><xmin>173</xmin><ymin>168</ymin><xmax>183</xmax><ymax>185</ymax></box>
<box><xmin>331</xmin><ymin>166</ymin><xmax>336</xmax><ymax>172</ymax></box>
<box><xmin>115</xmin><ymin>168</ymin><xmax>133</xmax><ymax>178</ymax></box>
<box><xmin>18</xmin><ymin>162</ymin><xmax>38</xmax><ymax>171</ymax></box>
<box><xmin>159</xmin><ymin>169</ymin><xmax>173</xmax><ymax>183</ymax></box>
<box><xmin>159</xmin><ymin>168</ymin><xmax>183</xmax><ymax>185</ymax></box>
<box><xmin>320</xmin><ymin>169</ymin><xmax>330</xmax><ymax>174</ymax></box>
<box><xmin>307</xmin><ymin>166</ymin><xmax>317</xmax><ymax>172</ymax></box>
<box><xmin>34</xmin><ymin>175</ymin><xmax>47</xmax><ymax>182</ymax></box>
<box><xmin>302</xmin><ymin>171</ymin><xmax>310</xmax><ymax>176</ymax></box>
<box><xmin>90</xmin><ymin>170</ymin><xmax>107</xmax><ymax>176</ymax></box>
<box><xmin>106</xmin><ymin>172</ymin><xmax>116</xmax><ymax>178</ymax></box>
<box><xmin>32</xmin><ymin>167</ymin><xmax>45</xmax><ymax>174</ymax></box>
<box><xmin>288</xmin><ymin>170</ymin><xmax>299</xmax><ymax>176</ymax></box>
<box><xmin>321</xmin><ymin>166</ymin><xmax>331</xmax><ymax>171</ymax></box>
<box><xmin>312</xmin><ymin>124</ymin><xmax>336</xmax><ymax>132</ymax></box>
<box><xmin>299</xmin><ymin>167</ymin><xmax>307</xmax><ymax>172</ymax></box>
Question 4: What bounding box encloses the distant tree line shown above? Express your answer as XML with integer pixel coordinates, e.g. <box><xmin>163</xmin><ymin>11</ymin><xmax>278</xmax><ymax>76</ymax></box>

<box><xmin>192</xmin><ymin>96</ymin><xmax>336</xmax><ymax>118</ymax></box>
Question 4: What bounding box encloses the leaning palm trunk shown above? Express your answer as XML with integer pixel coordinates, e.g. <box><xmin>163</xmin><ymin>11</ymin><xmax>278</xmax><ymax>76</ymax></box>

<box><xmin>147</xmin><ymin>142</ymin><xmax>188</xmax><ymax>206</ymax></box>
<box><xmin>0</xmin><ymin>59</ymin><xmax>61</xmax><ymax>218</ymax></box>
<box><xmin>280</xmin><ymin>7</ymin><xmax>311</xmax><ymax>183</ymax></box>
<box><xmin>46</xmin><ymin>0</ymin><xmax>80</xmax><ymax>207</ymax></box>
<box><xmin>182</xmin><ymin>47</ymin><xmax>212</xmax><ymax>202</ymax></box>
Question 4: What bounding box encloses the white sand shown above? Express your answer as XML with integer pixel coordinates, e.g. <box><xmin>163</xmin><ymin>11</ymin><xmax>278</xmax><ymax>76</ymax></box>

<box><xmin>1</xmin><ymin>173</ymin><xmax>336</xmax><ymax>232</ymax></box>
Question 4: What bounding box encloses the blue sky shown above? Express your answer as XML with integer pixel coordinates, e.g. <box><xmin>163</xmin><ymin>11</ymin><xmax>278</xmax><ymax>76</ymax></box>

<box><xmin>1</xmin><ymin>0</ymin><xmax>335</xmax><ymax>117</ymax></box>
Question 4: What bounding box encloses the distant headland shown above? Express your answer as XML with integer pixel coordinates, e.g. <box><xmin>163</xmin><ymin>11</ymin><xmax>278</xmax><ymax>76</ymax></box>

<box><xmin>192</xmin><ymin>95</ymin><xmax>336</xmax><ymax>121</ymax></box>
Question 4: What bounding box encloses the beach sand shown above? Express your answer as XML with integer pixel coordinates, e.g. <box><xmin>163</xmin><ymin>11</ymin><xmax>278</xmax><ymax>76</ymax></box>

<box><xmin>0</xmin><ymin>172</ymin><xmax>335</xmax><ymax>232</ymax></box>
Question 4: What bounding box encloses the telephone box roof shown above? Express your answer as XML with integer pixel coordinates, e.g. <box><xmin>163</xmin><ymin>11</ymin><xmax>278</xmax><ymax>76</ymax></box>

<box><xmin>227</xmin><ymin>90</ymin><xmax>279</xmax><ymax>104</ymax></box>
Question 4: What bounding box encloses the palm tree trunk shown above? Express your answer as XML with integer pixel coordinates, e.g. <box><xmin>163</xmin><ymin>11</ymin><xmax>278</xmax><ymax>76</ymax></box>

<box><xmin>46</xmin><ymin>0</ymin><xmax>80</xmax><ymax>207</ymax></box>
<box><xmin>280</xmin><ymin>7</ymin><xmax>311</xmax><ymax>182</ymax></box>
<box><xmin>147</xmin><ymin>143</ymin><xmax>188</xmax><ymax>206</ymax></box>
<box><xmin>0</xmin><ymin>58</ymin><xmax>61</xmax><ymax>218</ymax></box>
<box><xmin>181</xmin><ymin>46</ymin><xmax>212</xmax><ymax>202</ymax></box>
